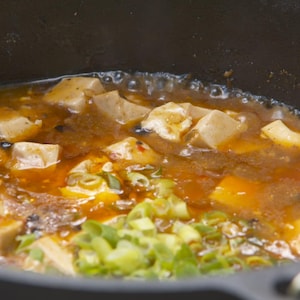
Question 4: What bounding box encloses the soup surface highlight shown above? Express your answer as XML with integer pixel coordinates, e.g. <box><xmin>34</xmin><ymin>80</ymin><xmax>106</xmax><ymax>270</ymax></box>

<box><xmin>0</xmin><ymin>72</ymin><xmax>300</xmax><ymax>279</ymax></box>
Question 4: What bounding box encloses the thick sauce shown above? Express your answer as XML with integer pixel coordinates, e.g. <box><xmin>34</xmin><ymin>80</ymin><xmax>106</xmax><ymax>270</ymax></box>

<box><xmin>0</xmin><ymin>71</ymin><xmax>300</xmax><ymax>279</ymax></box>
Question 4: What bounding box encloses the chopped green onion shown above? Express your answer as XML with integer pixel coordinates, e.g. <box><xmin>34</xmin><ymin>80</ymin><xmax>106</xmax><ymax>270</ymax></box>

<box><xmin>152</xmin><ymin>243</ymin><xmax>174</xmax><ymax>271</ymax></box>
<box><xmin>16</xmin><ymin>233</ymin><xmax>37</xmax><ymax>253</ymax></box>
<box><xmin>129</xmin><ymin>217</ymin><xmax>156</xmax><ymax>236</ymax></box>
<box><xmin>174</xmin><ymin>244</ymin><xmax>200</xmax><ymax>278</ymax></box>
<box><xmin>203</xmin><ymin>211</ymin><xmax>228</xmax><ymax>226</ymax></box>
<box><xmin>200</xmin><ymin>250</ymin><xmax>219</xmax><ymax>264</ymax></box>
<box><xmin>102</xmin><ymin>172</ymin><xmax>121</xmax><ymax>190</ymax></box>
<box><xmin>72</xmin><ymin>232</ymin><xmax>93</xmax><ymax>249</ymax></box>
<box><xmin>126</xmin><ymin>202</ymin><xmax>153</xmax><ymax>221</ymax></box>
<box><xmin>78</xmin><ymin>174</ymin><xmax>103</xmax><ymax>189</ymax></box>
<box><xmin>154</xmin><ymin>179</ymin><xmax>175</xmax><ymax>198</ymax></box>
<box><xmin>29</xmin><ymin>247</ymin><xmax>44</xmax><ymax>262</ymax></box>
<box><xmin>81</xmin><ymin>220</ymin><xmax>119</xmax><ymax>247</ymax></box>
<box><xmin>174</xmin><ymin>262</ymin><xmax>200</xmax><ymax>278</ymax></box>
<box><xmin>169</xmin><ymin>196</ymin><xmax>190</xmax><ymax>219</ymax></box>
<box><xmin>175</xmin><ymin>243</ymin><xmax>198</xmax><ymax>266</ymax></box>
<box><xmin>128</xmin><ymin>268</ymin><xmax>159</xmax><ymax>280</ymax></box>
<box><xmin>246</xmin><ymin>256</ymin><xmax>274</xmax><ymax>267</ymax></box>
<box><xmin>200</xmin><ymin>253</ymin><xmax>232</xmax><ymax>275</ymax></box>
<box><xmin>137</xmin><ymin>236</ymin><xmax>160</xmax><ymax>253</ymax></box>
<box><xmin>157</xmin><ymin>233</ymin><xmax>181</xmax><ymax>254</ymax></box>
<box><xmin>152</xmin><ymin>197</ymin><xmax>171</xmax><ymax>217</ymax></box>
<box><xmin>203</xmin><ymin>231</ymin><xmax>223</xmax><ymax>244</ymax></box>
<box><xmin>91</xmin><ymin>236</ymin><xmax>113</xmax><ymax>260</ymax></box>
<box><xmin>118</xmin><ymin>228</ymin><xmax>143</xmax><ymax>242</ymax></box>
<box><xmin>193</xmin><ymin>223</ymin><xmax>217</xmax><ymax>235</ymax></box>
<box><xmin>78</xmin><ymin>249</ymin><xmax>100</xmax><ymax>266</ymax></box>
<box><xmin>127</xmin><ymin>172</ymin><xmax>150</xmax><ymax>188</ymax></box>
<box><xmin>151</xmin><ymin>167</ymin><xmax>162</xmax><ymax>178</ymax></box>
<box><xmin>176</xmin><ymin>224</ymin><xmax>201</xmax><ymax>244</ymax></box>
<box><xmin>218</xmin><ymin>243</ymin><xmax>236</xmax><ymax>257</ymax></box>
<box><xmin>71</xmin><ymin>209</ymin><xmax>281</xmax><ymax>280</ymax></box>
<box><xmin>104</xmin><ymin>246</ymin><xmax>145</xmax><ymax>275</ymax></box>
<box><xmin>229</xmin><ymin>237</ymin><xmax>246</xmax><ymax>251</ymax></box>
<box><xmin>66</xmin><ymin>172</ymin><xmax>84</xmax><ymax>186</ymax></box>
<box><xmin>226</xmin><ymin>256</ymin><xmax>248</xmax><ymax>271</ymax></box>
<box><xmin>75</xmin><ymin>249</ymin><xmax>105</xmax><ymax>276</ymax></box>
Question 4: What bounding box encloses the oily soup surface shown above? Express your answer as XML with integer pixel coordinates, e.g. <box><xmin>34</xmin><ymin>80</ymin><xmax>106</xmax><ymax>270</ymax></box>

<box><xmin>0</xmin><ymin>72</ymin><xmax>300</xmax><ymax>279</ymax></box>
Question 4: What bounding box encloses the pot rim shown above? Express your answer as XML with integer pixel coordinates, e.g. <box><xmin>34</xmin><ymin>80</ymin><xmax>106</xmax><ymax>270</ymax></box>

<box><xmin>0</xmin><ymin>261</ymin><xmax>300</xmax><ymax>299</ymax></box>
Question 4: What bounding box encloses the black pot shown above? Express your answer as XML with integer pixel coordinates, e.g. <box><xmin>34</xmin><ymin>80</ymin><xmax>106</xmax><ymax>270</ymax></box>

<box><xmin>0</xmin><ymin>1</ymin><xmax>300</xmax><ymax>299</ymax></box>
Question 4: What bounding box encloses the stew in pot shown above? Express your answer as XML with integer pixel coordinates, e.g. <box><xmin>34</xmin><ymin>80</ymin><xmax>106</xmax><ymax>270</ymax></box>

<box><xmin>0</xmin><ymin>71</ymin><xmax>300</xmax><ymax>280</ymax></box>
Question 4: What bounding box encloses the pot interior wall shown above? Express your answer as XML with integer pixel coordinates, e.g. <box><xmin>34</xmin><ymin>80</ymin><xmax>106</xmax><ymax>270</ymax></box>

<box><xmin>0</xmin><ymin>0</ymin><xmax>299</xmax><ymax>107</ymax></box>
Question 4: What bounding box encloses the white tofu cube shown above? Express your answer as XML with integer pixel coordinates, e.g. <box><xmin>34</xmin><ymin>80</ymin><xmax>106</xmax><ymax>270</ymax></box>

<box><xmin>11</xmin><ymin>142</ymin><xmax>61</xmax><ymax>170</ymax></box>
<box><xmin>43</xmin><ymin>77</ymin><xmax>105</xmax><ymax>113</ymax></box>
<box><xmin>141</xmin><ymin>102</ymin><xmax>192</xmax><ymax>142</ymax></box>
<box><xmin>105</xmin><ymin>137</ymin><xmax>159</xmax><ymax>165</ymax></box>
<box><xmin>93</xmin><ymin>90</ymin><xmax>151</xmax><ymax>125</ymax></box>
<box><xmin>261</xmin><ymin>120</ymin><xmax>300</xmax><ymax>148</ymax></box>
<box><xmin>178</xmin><ymin>103</ymin><xmax>212</xmax><ymax>120</ymax></box>
<box><xmin>0</xmin><ymin>108</ymin><xmax>42</xmax><ymax>142</ymax></box>
<box><xmin>186</xmin><ymin>110</ymin><xmax>244</xmax><ymax>149</ymax></box>
<box><xmin>31</xmin><ymin>236</ymin><xmax>76</xmax><ymax>276</ymax></box>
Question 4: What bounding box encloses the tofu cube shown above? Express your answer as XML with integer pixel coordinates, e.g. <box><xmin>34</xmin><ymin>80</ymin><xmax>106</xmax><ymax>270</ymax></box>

<box><xmin>179</xmin><ymin>103</ymin><xmax>212</xmax><ymax>120</ymax></box>
<box><xmin>261</xmin><ymin>120</ymin><xmax>300</xmax><ymax>148</ymax></box>
<box><xmin>141</xmin><ymin>102</ymin><xmax>192</xmax><ymax>142</ymax></box>
<box><xmin>186</xmin><ymin>110</ymin><xmax>243</xmax><ymax>149</ymax></box>
<box><xmin>11</xmin><ymin>142</ymin><xmax>61</xmax><ymax>170</ymax></box>
<box><xmin>31</xmin><ymin>236</ymin><xmax>76</xmax><ymax>276</ymax></box>
<box><xmin>43</xmin><ymin>77</ymin><xmax>105</xmax><ymax>113</ymax></box>
<box><xmin>105</xmin><ymin>137</ymin><xmax>159</xmax><ymax>165</ymax></box>
<box><xmin>0</xmin><ymin>108</ymin><xmax>42</xmax><ymax>142</ymax></box>
<box><xmin>93</xmin><ymin>90</ymin><xmax>151</xmax><ymax>125</ymax></box>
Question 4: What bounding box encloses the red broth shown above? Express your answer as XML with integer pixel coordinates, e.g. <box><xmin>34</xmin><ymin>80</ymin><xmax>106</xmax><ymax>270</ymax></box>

<box><xmin>0</xmin><ymin>72</ymin><xmax>300</xmax><ymax>279</ymax></box>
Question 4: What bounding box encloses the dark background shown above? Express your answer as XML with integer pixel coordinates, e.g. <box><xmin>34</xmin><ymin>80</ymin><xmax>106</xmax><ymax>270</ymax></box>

<box><xmin>0</xmin><ymin>0</ymin><xmax>299</xmax><ymax>106</ymax></box>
